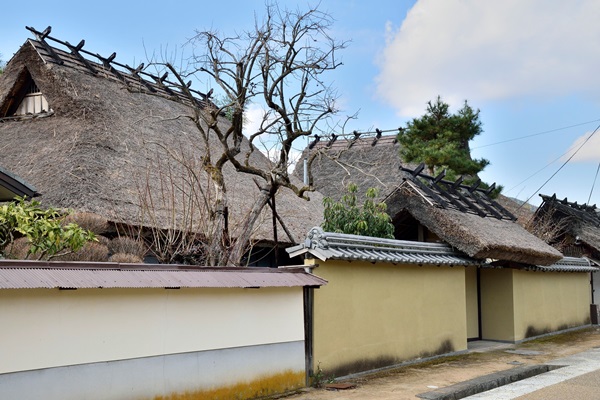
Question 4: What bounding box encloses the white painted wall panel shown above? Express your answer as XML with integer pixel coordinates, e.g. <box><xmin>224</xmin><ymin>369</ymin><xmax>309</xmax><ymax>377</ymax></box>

<box><xmin>14</xmin><ymin>93</ymin><xmax>50</xmax><ymax>115</ymax></box>
<box><xmin>0</xmin><ymin>287</ymin><xmax>304</xmax><ymax>374</ymax></box>
<box><xmin>0</xmin><ymin>341</ymin><xmax>305</xmax><ymax>400</ymax></box>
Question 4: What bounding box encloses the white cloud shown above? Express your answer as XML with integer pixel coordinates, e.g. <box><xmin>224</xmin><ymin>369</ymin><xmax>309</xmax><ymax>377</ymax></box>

<box><xmin>243</xmin><ymin>103</ymin><xmax>302</xmax><ymax>172</ymax></box>
<box><xmin>243</xmin><ymin>103</ymin><xmax>267</xmax><ymax>138</ymax></box>
<box><xmin>565</xmin><ymin>131</ymin><xmax>600</xmax><ymax>162</ymax></box>
<box><xmin>376</xmin><ymin>0</ymin><xmax>600</xmax><ymax>117</ymax></box>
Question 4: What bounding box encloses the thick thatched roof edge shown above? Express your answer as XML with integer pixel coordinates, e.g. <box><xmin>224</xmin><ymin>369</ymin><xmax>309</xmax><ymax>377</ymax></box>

<box><xmin>386</xmin><ymin>186</ymin><xmax>563</xmax><ymax>266</ymax></box>
<box><xmin>537</xmin><ymin>193</ymin><xmax>600</xmax><ymax>252</ymax></box>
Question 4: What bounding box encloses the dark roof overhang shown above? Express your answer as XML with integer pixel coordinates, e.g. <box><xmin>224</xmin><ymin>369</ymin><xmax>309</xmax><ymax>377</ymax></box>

<box><xmin>0</xmin><ymin>166</ymin><xmax>39</xmax><ymax>201</ymax></box>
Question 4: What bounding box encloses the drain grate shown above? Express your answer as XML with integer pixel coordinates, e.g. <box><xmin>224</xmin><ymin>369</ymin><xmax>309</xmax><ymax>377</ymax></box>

<box><xmin>416</xmin><ymin>364</ymin><xmax>564</xmax><ymax>400</ymax></box>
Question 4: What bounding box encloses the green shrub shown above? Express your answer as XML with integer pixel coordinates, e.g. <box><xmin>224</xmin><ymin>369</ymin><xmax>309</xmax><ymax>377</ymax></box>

<box><xmin>0</xmin><ymin>197</ymin><xmax>96</xmax><ymax>260</ymax></box>
<box><xmin>322</xmin><ymin>183</ymin><xmax>394</xmax><ymax>239</ymax></box>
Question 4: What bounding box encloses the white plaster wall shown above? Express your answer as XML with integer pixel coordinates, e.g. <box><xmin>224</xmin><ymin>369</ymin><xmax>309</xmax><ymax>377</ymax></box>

<box><xmin>0</xmin><ymin>341</ymin><xmax>305</xmax><ymax>400</ymax></box>
<box><xmin>0</xmin><ymin>287</ymin><xmax>304</xmax><ymax>374</ymax></box>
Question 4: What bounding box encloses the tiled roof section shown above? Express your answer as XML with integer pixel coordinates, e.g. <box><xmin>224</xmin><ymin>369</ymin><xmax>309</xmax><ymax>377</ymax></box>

<box><xmin>485</xmin><ymin>257</ymin><xmax>598</xmax><ymax>273</ymax></box>
<box><xmin>0</xmin><ymin>260</ymin><xmax>327</xmax><ymax>290</ymax></box>
<box><xmin>287</xmin><ymin>227</ymin><xmax>480</xmax><ymax>266</ymax></box>
<box><xmin>539</xmin><ymin>257</ymin><xmax>599</xmax><ymax>272</ymax></box>
<box><xmin>400</xmin><ymin>164</ymin><xmax>516</xmax><ymax>221</ymax></box>
<box><xmin>25</xmin><ymin>26</ymin><xmax>210</xmax><ymax>107</ymax></box>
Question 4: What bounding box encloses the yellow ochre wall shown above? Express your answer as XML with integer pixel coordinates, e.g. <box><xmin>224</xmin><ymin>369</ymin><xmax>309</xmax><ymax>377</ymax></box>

<box><xmin>480</xmin><ymin>268</ymin><xmax>515</xmax><ymax>341</ymax></box>
<box><xmin>465</xmin><ymin>266</ymin><xmax>479</xmax><ymax>339</ymax></box>
<box><xmin>512</xmin><ymin>270</ymin><xmax>591</xmax><ymax>341</ymax></box>
<box><xmin>480</xmin><ymin>268</ymin><xmax>591</xmax><ymax>342</ymax></box>
<box><xmin>308</xmin><ymin>259</ymin><xmax>467</xmax><ymax>377</ymax></box>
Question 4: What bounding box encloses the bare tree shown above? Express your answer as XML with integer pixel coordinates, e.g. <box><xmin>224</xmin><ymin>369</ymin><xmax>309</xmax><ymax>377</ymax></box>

<box><xmin>524</xmin><ymin>206</ymin><xmax>570</xmax><ymax>251</ymax></box>
<box><xmin>153</xmin><ymin>3</ymin><xmax>347</xmax><ymax>265</ymax></box>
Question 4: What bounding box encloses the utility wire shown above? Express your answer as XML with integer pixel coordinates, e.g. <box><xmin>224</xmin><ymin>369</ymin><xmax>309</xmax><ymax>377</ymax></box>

<box><xmin>588</xmin><ymin>162</ymin><xmax>600</xmax><ymax>205</ymax></box>
<box><xmin>473</xmin><ymin>118</ymin><xmax>600</xmax><ymax>149</ymax></box>
<box><xmin>307</xmin><ymin>117</ymin><xmax>600</xmax><ymax>149</ymax></box>
<box><xmin>519</xmin><ymin>123</ymin><xmax>600</xmax><ymax>209</ymax></box>
<box><xmin>504</xmin><ymin>152</ymin><xmax>565</xmax><ymax>194</ymax></box>
<box><xmin>306</xmin><ymin>118</ymin><xmax>600</xmax><ymax>205</ymax></box>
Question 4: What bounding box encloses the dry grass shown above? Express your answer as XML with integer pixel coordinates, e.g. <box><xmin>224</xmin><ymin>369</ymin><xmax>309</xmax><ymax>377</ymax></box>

<box><xmin>108</xmin><ymin>236</ymin><xmax>147</xmax><ymax>258</ymax></box>
<box><xmin>4</xmin><ymin>237</ymin><xmax>36</xmax><ymax>259</ymax></box>
<box><xmin>109</xmin><ymin>253</ymin><xmax>144</xmax><ymax>263</ymax></box>
<box><xmin>52</xmin><ymin>241</ymin><xmax>109</xmax><ymax>262</ymax></box>
<box><xmin>96</xmin><ymin>235</ymin><xmax>111</xmax><ymax>247</ymax></box>
<box><xmin>4</xmin><ymin>237</ymin><xmax>110</xmax><ymax>262</ymax></box>
<box><xmin>521</xmin><ymin>326</ymin><xmax>598</xmax><ymax>346</ymax></box>
<box><xmin>62</xmin><ymin>212</ymin><xmax>110</xmax><ymax>235</ymax></box>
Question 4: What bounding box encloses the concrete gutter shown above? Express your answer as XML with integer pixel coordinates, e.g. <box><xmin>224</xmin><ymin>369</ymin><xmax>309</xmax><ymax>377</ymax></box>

<box><xmin>416</xmin><ymin>365</ymin><xmax>560</xmax><ymax>400</ymax></box>
<box><xmin>418</xmin><ymin>347</ymin><xmax>600</xmax><ymax>400</ymax></box>
<box><xmin>464</xmin><ymin>347</ymin><xmax>600</xmax><ymax>399</ymax></box>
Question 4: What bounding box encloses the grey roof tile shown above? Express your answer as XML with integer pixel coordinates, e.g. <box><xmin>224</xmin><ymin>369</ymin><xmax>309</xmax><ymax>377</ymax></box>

<box><xmin>287</xmin><ymin>227</ymin><xmax>480</xmax><ymax>266</ymax></box>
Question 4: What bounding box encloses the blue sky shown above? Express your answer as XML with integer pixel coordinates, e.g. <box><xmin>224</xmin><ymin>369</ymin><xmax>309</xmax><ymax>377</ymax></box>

<box><xmin>1</xmin><ymin>1</ymin><xmax>599</xmax><ymax>206</ymax></box>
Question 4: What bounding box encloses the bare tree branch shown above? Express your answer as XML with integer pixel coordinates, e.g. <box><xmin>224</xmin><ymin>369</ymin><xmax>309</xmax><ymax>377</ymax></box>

<box><xmin>147</xmin><ymin>2</ymin><xmax>348</xmax><ymax>265</ymax></box>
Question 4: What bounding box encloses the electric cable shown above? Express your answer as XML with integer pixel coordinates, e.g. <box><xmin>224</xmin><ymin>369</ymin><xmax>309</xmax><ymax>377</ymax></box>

<box><xmin>518</xmin><ymin>123</ymin><xmax>600</xmax><ymax>210</ymax></box>
<box><xmin>473</xmin><ymin>118</ymin><xmax>600</xmax><ymax>149</ymax></box>
<box><xmin>588</xmin><ymin>162</ymin><xmax>600</xmax><ymax>205</ymax></box>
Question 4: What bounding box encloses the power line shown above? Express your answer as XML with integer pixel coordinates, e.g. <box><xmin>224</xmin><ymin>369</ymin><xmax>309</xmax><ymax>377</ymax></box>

<box><xmin>519</xmin><ymin>122</ymin><xmax>600</xmax><ymax>209</ymax></box>
<box><xmin>504</xmin><ymin>152</ymin><xmax>565</xmax><ymax>194</ymax></box>
<box><xmin>306</xmin><ymin>117</ymin><xmax>600</xmax><ymax>151</ymax></box>
<box><xmin>588</xmin><ymin>162</ymin><xmax>600</xmax><ymax>205</ymax></box>
<box><xmin>473</xmin><ymin>118</ymin><xmax>600</xmax><ymax>149</ymax></box>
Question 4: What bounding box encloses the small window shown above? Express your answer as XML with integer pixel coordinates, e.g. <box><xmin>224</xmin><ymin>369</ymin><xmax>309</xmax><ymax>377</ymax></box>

<box><xmin>13</xmin><ymin>81</ymin><xmax>51</xmax><ymax>116</ymax></box>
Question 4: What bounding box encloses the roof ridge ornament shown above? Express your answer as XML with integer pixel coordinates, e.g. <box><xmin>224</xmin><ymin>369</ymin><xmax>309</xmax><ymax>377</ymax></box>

<box><xmin>26</xmin><ymin>26</ymin><xmax>64</xmax><ymax>65</ymax></box>
<box><xmin>400</xmin><ymin>164</ymin><xmax>516</xmax><ymax>221</ymax></box>
<box><xmin>306</xmin><ymin>226</ymin><xmax>328</xmax><ymax>249</ymax></box>
<box><xmin>24</xmin><ymin>25</ymin><xmax>211</xmax><ymax>107</ymax></box>
<box><xmin>540</xmin><ymin>193</ymin><xmax>598</xmax><ymax>213</ymax></box>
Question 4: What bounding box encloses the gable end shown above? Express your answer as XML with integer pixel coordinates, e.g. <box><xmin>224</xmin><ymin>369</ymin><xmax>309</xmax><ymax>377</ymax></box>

<box><xmin>0</xmin><ymin>68</ymin><xmax>52</xmax><ymax>119</ymax></box>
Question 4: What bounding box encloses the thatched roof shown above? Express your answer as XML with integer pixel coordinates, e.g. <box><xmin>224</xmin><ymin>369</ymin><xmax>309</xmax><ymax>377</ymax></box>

<box><xmin>537</xmin><ymin>194</ymin><xmax>600</xmax><ymax>254</ymax></box>
<box><xmin>0</xmin><ymin>32</ymin><xmax>323</xmax><ymax>245</ymax></box>
<box><xmin>385</xmin><ymin>186</ymin><xmax>561</xmax><ymax>265</ymax></box>
<box><xmin>298</xmin><ymin>134</ymin><xmax>562</xmax><ymax>265</ymax></box>
<box><xmin>296</xmin><ymin>134</ymin><xmax>413</xmax><ymax>202</ymax></box>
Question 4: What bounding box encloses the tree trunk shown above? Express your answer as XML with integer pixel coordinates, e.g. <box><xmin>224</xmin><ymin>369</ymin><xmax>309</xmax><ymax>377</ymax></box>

<box><xmin>206</xmin><ymin>175</ymin><xmax>229</xmax><ymax>266</ymax></box>
<box><xmin>228</xmin><ymin>184</ymin><xmax>273</xmax><ymax>266</ymax></box>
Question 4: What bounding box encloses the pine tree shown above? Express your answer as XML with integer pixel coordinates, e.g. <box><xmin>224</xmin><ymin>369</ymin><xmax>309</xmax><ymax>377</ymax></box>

<box><xmin>398</xmin><ymin>96</ymin><xmax>489</xmax><ymax>180</ymax></box>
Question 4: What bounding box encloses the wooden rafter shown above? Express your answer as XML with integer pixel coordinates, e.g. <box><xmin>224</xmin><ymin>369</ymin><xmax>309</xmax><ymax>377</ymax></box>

<box><xmin>401</xmin><ymin>164</ymin><xmax>516</xmax><ymax>220</ymax></box>
<box><xmin>24</xmin><ymin>25</ymin><xmax>210</xmax><ymax>106</ymax></box>
<box><xmin>26</xmin><ymin>26</ymin><xmax>64</xmax><ymax>65</ymax></box>
<box><xmin>65</xmin><ymin>40</ymin><xmax>97</xmax><ymax>74</ymax></box>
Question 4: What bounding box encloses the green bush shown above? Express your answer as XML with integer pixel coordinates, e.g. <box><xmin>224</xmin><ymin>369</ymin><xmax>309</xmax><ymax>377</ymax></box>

<box><xmin>322</xmin><ymin>183</ymin><xmax>395</xmax><ymax>239</ymax></box>
<box><xmin>0</xmin><ymin>197</ymin><xmax>96</xmax><ymax>260</ymax></box>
